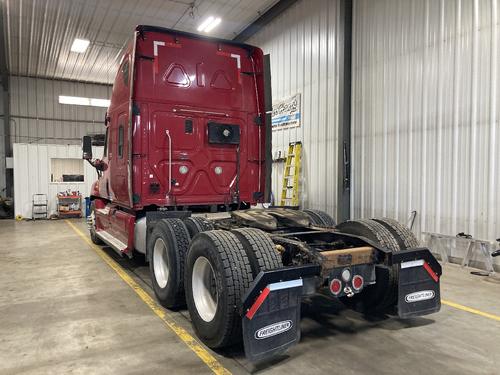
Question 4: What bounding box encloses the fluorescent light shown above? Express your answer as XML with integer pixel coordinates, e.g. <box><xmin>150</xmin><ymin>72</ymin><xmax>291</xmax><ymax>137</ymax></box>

<box><xmin>89</xmin><ymin>98</ymin><xmax>111</xmax><ymax>107</ymax></box>
<box><xmin>59</xmin><ymin>96</ymin><xmax>110</xmax><ymax>108</ymax></box>
<box><xmin>197</xmin><ymin>16</ymin><xmax>221</xmax><ymax>33</ymax></box>
<box><xmin>59</xmin><ymin>96</ymin><xmax>89</xmax><ymax>105</ymax></box>
<box><xmin>70</xmin><ymin>38</ymin><xmax>90</xmax><ymax>53</ymax></box>
<box><xmin>203</xmin><ymin>17</ymin><xmax>221</xmax><ymax>33</ymax></box>
<box><xmin>197</xmin><ymin>16</ymin><xmax>215</xmax><ymax>32</ymax></box>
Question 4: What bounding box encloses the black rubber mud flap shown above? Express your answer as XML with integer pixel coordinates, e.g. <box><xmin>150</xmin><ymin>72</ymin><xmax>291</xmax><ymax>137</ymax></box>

<box><xmin>242</xmin><ymin>279</ymin><xmax>302</xmax><ymax>362</ymax></box>
<box><xmin>240</xmin><ymin>265</ymin><xmax>319</xmax><ymax>362</ymax></box>
<box><xmin>397</xmin><ymin>255</ymin><xmax>441</xmax><ymax>318</ymax></box>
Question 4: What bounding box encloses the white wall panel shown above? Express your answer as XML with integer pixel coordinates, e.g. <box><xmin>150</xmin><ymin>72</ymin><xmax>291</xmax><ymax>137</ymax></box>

<box><xmin>9</xmin><ymin>76</ymin><xmax>110</xmax><ymax>145</ymax></box>
<box><xmin>249</xmin><ymin>0</ymin><xmax>341</xmax><ymax>219</ymax></box>
<box><xmin>352</xmin><ymin>0</ymin><xmax>500</xmax><ymax>264</ymax></box>
<box><xmin>13</xmin><ymin>143</ymin><xmax>103</xmax><ymax>218</ymax></box>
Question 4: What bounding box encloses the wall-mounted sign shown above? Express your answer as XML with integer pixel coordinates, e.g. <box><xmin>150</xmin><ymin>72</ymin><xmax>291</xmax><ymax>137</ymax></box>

<box><xmin>272</xmin><ymin>93</ymin><xmax>301</xmax><ymax>130</ymax></box>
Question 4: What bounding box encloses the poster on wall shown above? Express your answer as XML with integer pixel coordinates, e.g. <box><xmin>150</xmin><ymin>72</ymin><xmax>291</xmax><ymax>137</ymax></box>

<box><xmin>271</xmin><ymin>93</ymin><xmax>301</xmax><ymax>130</ymax></box>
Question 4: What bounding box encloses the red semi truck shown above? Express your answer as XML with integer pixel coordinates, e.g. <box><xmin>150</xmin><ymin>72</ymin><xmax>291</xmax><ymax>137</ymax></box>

<box><xmin>82</xmin><ymin>25</ymin><xmax>441</xmax><ymax>362</ymax></box>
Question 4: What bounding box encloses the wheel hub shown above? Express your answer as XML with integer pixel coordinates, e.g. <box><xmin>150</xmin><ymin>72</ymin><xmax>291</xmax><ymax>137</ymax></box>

<box><xmin>153</xmin><ymin>238</ymin><xmax>169</xmax><ymax>288</ymax></box>
<box><xmin>192</xmin><ymin>256</ymin><xmax>218</xmax><ymax>322</ymax></box>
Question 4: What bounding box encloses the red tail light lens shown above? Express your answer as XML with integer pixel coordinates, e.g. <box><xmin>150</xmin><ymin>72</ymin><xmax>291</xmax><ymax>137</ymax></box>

<box><xmin>352</xmin><ymin>275</ymin><xmax>364</xmax><ymax>290</ymax></box>
<box><xmin>330</xmin><ymin>279</ymin><xmax>342</xmax><ymax>295</ymax></box>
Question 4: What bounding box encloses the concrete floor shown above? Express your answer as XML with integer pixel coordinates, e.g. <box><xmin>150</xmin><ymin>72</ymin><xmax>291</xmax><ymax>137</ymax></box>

<box><xmin>0</xmin><ymin>219</ymin><xmax>499</xmax><ymax>375</ymax></box>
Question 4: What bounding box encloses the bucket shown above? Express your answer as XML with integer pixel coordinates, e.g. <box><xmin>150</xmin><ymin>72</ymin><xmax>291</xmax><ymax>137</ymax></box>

<box><xmin>84</xmin><ymin>197</ymin><xmax>91</xmax><ymax>218</ymax></box>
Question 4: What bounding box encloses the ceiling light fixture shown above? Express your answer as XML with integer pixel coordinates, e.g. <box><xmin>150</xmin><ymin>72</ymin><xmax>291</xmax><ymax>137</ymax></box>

<box><xmin>197</xmin><ymin>16</ymin><xmax>221</xmax><ymax>33</ymax></box>
<box><xmin>204</xmin><ymin>17</ymin><xmax>221</xmax><ymax>33</ymax></box>
<box><xmin>197</xmin><ymin>16</ymin><xmax>215</xmax><ymax>32</ymax></box>
<box><xmin>70</xmin><ymin>38</ymin><xmax>90</xmax><ymax>53</ymax></box>
<box><xmin>59</xmin><ymin>95</ymin><xmax>110</xmax><ymax>108</ymax></box>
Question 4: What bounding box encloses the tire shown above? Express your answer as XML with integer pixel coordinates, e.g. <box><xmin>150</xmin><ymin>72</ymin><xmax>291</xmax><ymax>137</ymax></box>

<box><xmin>231</xmin><ymin>228</ymin><xmax>282</xmax><ymax>277</ymax></box>
<box><xmin>89</xmin><ymin>201</ymin><xmax>103</xmax><ymax>245</ymax></box>
<box><xmin>148</xmin><ymin>218</ymin><xmax>190</xmax><ymax>309</ymax></box>
<box><xmin>372</xmin><ymin>218</ymin><xmax>420</xmax><ymax>249</ymax></box>
<box><xmin>185</xmin><ymin>230</ymin><xmax>253</xmax><ymax>348</ymax></box>
<box><xmin>303</xmin><ymin>209</ymin><xmax>336</xmax><ymax>227</ymax></box>
<box><xmin>183</xmin><ymin>216</ymin><xmax>214</xmax><ymax>239</ymax></box>
<box><xmin>335</xmin><ymin>219</ymin><xmax>401</xmax><ymax>313</ymax></box>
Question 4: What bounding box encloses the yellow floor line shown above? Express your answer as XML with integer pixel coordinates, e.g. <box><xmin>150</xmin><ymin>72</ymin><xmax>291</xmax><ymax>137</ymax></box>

<box><xmin>442</xmin><ymin>299</ymin><xmax>500</xmax><ymax>322</ymax></box>
<box><xmin>65</xmin><ymin>220</ymin><xmax>232</xmax><ymax>375</ymax></box>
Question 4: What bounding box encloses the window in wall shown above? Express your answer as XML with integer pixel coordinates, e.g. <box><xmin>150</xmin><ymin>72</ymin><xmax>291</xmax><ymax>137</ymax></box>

<box><xmin>50</xmin><ymin>158</ymin><xmax>84</xmax><ymax>182</ymax></box>
<box><xmin>118</xmin><ymin>125</ymin><xmax>124</xmax><ymax>158</ymax></box>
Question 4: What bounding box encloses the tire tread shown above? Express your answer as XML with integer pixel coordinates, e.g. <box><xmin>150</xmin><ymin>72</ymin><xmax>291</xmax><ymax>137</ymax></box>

<box><xmin>231</xmin><ymin>228</ymin><xmax>282</xmax><ymax>277</ymax></box>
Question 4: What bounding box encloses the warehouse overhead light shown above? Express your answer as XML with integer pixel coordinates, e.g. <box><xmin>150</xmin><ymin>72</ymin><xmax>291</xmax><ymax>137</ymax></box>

<box><xmin>204</xmin><ymin>18</ymin><xmax>221</xmax><ymax>32</ymax></box>
<box><xmin>197</xmin><ymin>17</ymin><xmax>221</xmax><ymax>33</ymax></box>
<box><xmin>70</xmin><ymin>38</ymin><xmax>90</xmax><ymax>53</ymax></box>
<box><xmin>59</xmin><ymin>95</ymin><xmax>110</xmax><ymax>108</ymax></box>
<box><xmin>89</xmin><ymin>98</ymin><xmax>111</xmax><ymax>107</ymax></box>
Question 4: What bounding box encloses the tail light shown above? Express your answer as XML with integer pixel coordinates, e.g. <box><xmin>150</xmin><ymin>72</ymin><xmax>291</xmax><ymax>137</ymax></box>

<box><xmin>330</xmin><ymin>279</ymin><xmax>342</xmax><ymax>295</ymax></box>
<box><xmin>352</xmin><ymin>275</ymin><xmax>364</xmax><ymax>291</ymax></box>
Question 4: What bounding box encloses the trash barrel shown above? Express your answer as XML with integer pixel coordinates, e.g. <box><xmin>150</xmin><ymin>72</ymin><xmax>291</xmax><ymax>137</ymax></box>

<box><xmin>84</xmin><ymin>197</ymin><xmax>91</xmax><ymax>218</ymax></box>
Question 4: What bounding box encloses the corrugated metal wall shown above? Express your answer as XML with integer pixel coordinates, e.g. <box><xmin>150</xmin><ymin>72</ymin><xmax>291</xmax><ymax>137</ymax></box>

<box><xmin>13</xmin><ymin>143</ymin><xmax>103</xmax><ymax>218</ymax></box>
<box><xmin>352</xmin><ymin>0</ymin><xmax>499</xmax><ymax>248</ymax></box>
<box><xmin>249</xmin><ymin>0</ymin><xmax>342</xmax><ymax>219</ymax></box>
<box><xmin>9</xmin><ymin>76</ymin><xmax>110</xmax><ymax>145</ymax></box>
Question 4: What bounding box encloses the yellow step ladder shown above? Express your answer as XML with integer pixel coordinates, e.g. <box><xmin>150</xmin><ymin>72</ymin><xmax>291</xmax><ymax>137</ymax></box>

<box><xmin>280</xmin><ymin>142</ymin><xmax>302</xmax><ymax>207</ymax></box>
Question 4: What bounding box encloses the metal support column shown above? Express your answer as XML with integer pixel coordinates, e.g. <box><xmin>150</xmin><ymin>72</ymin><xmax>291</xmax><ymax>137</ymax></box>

<box><xmin>336</xmin><ymin>0</ymin><xmax>353</xmax><ymax>222</ymax></box>
<box><xmin>0</xmin><ymin>1</ymin><xmax>12</xmax><ymax>197</ymax></box>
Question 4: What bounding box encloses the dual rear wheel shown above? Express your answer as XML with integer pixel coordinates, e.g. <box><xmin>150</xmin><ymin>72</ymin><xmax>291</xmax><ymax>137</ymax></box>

<box><xmin>336</xmin><ymin>218</ymin><xmax>420</xmax><ymax>314</ymax></box>
<box><xmin>148</xmin><ymin>218</ymin><xmax>282</xmax><ymax>348</ymax></box>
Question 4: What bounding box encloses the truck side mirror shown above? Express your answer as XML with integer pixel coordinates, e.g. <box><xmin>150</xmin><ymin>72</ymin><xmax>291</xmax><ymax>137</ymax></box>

<box><xmin>82</xmin><ymin>136</ymin><xmax>93</xmax><ymax>160</ymax></box>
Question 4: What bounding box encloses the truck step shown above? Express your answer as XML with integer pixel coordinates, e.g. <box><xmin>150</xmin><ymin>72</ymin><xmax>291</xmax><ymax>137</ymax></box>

<box><xmin>95</xmin><ymin>230</ymin><xmax>128</xmax><ymax>253</ymax></box>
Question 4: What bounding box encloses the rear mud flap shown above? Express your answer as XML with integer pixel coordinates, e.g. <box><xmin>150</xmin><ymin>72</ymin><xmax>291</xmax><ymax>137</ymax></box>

<box><xmin>396</xmin><ymin>250</ymin><xmax>442</xmax><ymax>318</ymax></box>
<box><xmin>241</xmin><ymin>265</ymin><xmax>320</xmax><ymax>362</ymax></box>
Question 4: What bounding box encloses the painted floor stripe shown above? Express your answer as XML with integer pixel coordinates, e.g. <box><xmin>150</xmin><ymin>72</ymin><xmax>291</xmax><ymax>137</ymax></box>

<box><xmin>65</xmin><ymin>220</ymin><xmax>232</xmax><ymax>375</ymax></box>
<box><xmin>442</xmin><ymin>299</ymin><xmax>500</xmax><ymax>322</ymax></box>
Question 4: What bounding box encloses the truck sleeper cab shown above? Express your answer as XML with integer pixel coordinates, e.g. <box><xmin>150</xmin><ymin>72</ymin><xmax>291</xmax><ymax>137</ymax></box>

<box><xmin>83</xmin><ymin>25</ymin><xmax>441</xmax><ymax>363</ymax></box>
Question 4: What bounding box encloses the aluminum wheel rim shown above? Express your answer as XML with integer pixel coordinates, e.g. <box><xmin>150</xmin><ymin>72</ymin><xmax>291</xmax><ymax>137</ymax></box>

<box><xmin>89</xmin><ymin>208</ymin><xmax>97</xmax><ymax>230</ymax></box>
<box><xmin>192</xmin><ymin>256</ymin><xmax>218</xmax><ymax>322</ymax></box>
<box><xmin>153</xmin><ymin>238</ymin><xmax>169</xmax><ymax>289</ymax></box>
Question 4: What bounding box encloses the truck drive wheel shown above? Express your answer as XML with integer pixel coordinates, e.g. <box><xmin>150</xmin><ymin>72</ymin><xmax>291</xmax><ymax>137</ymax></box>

<box><xmin>302</xmin><ymin>209</ymin><xmax>336</xmax><ymax>227</ymax></box>
<box><xmin>231</xmin><ymin>228</ymin><xmax>282</xmax><ymax>277</ymax></box>
<box><xmin>148</xmin><ymin>218</ymin><xmax>190</xmax><ymax>309</ymax></box>
<box><xmin>183</xmin><ymin>216</ymin><xmax>214</xmax><ymax>239</ymax></box>
<box><xmin>372</xmin><ymin>218</ymin><xmax>420</xmax><ymax>249</ymax></box>
<box><xmin>185</xmin><ymin>230</ymin><xmax>252</xmax><ymax>348</ymax></box>
<box><xmin>335</xmin><ymin>219</ymin><xmax>401</xmax><ymax>314</ymax></box>
<box><xmin>88</xmin><ymin>201</ymin><xmax>103</xmax><ymax>245</ymax></box>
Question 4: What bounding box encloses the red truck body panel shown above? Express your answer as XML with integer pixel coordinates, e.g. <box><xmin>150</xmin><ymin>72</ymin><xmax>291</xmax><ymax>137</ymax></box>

<box><xmin>94</xmin><ymin>26</ymin><xmax>267</xmax><ymax>212</ymax></box>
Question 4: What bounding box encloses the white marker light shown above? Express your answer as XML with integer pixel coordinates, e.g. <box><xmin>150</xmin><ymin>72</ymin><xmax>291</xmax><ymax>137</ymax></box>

<box><xmin>341</xmin><ymin>268</ymin><xmax>351</xmax><ymax>282</ymax></box>
<box><xmin>197</xmin><ymin>16</ymin><xmax>215</xmax><ymax>32</ymax></box>
<box><xmin>70</xmin><ymin>38</ymin><xmax>90</xmax><ymax>53</ymax></box>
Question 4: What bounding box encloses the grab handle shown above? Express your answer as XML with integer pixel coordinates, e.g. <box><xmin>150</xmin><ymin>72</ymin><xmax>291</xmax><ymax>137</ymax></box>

<box><xmin>166</xmin><ymin>130</ymin><xmax>172</xmax><ymax>196</ymax></box>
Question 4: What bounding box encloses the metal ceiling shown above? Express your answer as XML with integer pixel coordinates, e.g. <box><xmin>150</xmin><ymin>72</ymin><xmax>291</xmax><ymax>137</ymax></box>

<box><xmin>1</xmin><ymin>0</ymin><xmax>279</xmax><ymax>84</ymax></box>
